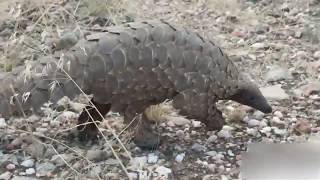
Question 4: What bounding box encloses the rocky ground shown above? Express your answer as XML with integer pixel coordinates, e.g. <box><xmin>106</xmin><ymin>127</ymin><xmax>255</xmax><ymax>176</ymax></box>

<box><xmin>0</xmin><ymin>0</ymin><xmax>320</xmax><ymax>179</ymax></box>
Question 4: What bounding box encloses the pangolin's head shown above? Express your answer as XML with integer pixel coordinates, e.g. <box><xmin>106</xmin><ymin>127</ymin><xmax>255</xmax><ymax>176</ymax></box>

<box><xmin>229</xmin><ymin>76</ymin><xmax>272</xmax><ymax>114</ymax></box>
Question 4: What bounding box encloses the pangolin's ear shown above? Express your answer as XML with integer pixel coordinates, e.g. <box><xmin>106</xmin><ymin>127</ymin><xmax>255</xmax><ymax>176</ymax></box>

<box><xmin>230</xmin><ymin>82</ymin><xmax>272</xmax><ymax>114</ymax></box>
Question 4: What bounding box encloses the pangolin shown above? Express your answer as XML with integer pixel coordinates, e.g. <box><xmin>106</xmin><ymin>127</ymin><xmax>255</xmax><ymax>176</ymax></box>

<box><xmin>0</xmin><ymin>21</ymin><xmax>272</xmax><ymax>149</ymax></box>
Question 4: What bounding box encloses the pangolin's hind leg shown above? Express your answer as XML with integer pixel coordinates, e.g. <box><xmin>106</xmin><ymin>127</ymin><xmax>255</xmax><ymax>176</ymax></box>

<box><xmin>77</xmin><ymin>98</ymin><xmax>111</xmax><ymax>141</ymax></box>
<box><xmin>124</xmin><ymin>104</ymin><xmax>161</xmax><ymax>150</ymax></box>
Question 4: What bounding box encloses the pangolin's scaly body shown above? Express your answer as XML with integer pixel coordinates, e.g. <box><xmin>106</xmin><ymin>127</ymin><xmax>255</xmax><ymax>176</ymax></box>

<box><xmin>0</xmin><ymin>21</ymin><xmax>272</xmax><ymax>147</ymax></box>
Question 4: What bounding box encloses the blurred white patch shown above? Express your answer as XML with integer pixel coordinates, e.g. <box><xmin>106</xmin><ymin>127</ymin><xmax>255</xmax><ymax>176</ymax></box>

<box><xmin>241</xmin><ymin>143</ymin><xmax>320</xmax><ymax>180</ymax></box>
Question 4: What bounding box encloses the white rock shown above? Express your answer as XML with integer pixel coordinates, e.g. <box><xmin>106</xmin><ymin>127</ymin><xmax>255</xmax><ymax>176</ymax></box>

<box><xmin>0</xmin><ymin>118</ymin><xmax>7</xmax><ymax>128</ymax></box>
<box><xmin>175</xmin><ymin>153</ymin><xmax>185</xmax><ymax>163</ymax></box>
<box><xmin>129</xmin><ymin>156</ymin><xmax>147</xmax><ymax>169</ymax></box>
<box><xmin>6</xmin><ymin>164</ymin><xmax>15</xmax><ymax>170</ymax></box>
<box><xmin>191</xmin><ymin>143</ymin><xmax>206</xmax><ymax>152</ymax></box>
<box><xmin>265</xmin><ymin>65</ymin><xmax>292</xmax><ymax>82</ymax></box>
<box><xmin>217</xmin><ymin>129</ymin><xmax>232</xmax><ymax>139</ymax></box>
<box><xmin>21</xmin><ymin>159</ymin><xmax>35</xmax><ymax>168</ymax></box>
<box><xmin>314</xmin><ymin>51</ymin><xmax>320</xmax><ymax>59</ymax></box>
<box><xmin>166</xmin><ymin>116</ymin><xmax>191</xmax><ymax>126</ymax></box>
<box><xmin>36</xmin><ymin>162</ymin><xmax>56</xmax><ymax>177</ymax></box>
<box><xmin>205</xmin><ymin>151</ymin><xmax>217</xmax><ymax>157</ymax></box>
<box><xmin>207</xmin><ymin>135</ymin><xmax>218</xmax><ymax>143</ymax></box>
<box><xmin>192</xmin><ymin>120</ymin><xmax>202</xmax><ymax>127</ymax></box>
<box><xmin>247</xmin><ymin>128</ymin><xmax>258</xmax><ymax>136</ymax></box>
<box><xmin>155</xmin><ymin>166</ymin><xmax>172</xmax><ymax>177</ymax></box>
<box><xmin>260</xmin><ymin>85</ymin><xmax>289</xmax><ymax>100</ymax></box>
<box><xmin>26</xmin><ymin>168</ymin><xmax>36</xmax><ymax>175</ymax></box>
<box><xmin>273</xmin><ymin>127</ymin><xmax>287</xmax><ymax>135</ymax></box>
<box><xmin>147</xmin><ymin>153</ymin><xmax>158</xmax><ymax>164</ymax></box>
<box><xmin>247</xmin><ymin>119</ymin><xmax>261</xmax><ymax>127</ymax></box>
<box><xmin>251</xmin><ymin>42</ymin><xmax>267</xmax><ymax>49</ymax></box>
<box><xmin>260</xmin><ymin>126</ymin><xmax>272</xmax><ymax>136</ymax></box>
<box><xmin>271</xmin><ymin>116</ymin><xmax>286</xmax><ymax>127</ymax></box>
<box><xmin>0</xmin><ymin>171</ymin><xmax>12</xmax><ymax>180</ymax></box>
<box><xmin>252</xmin><ymin>111</ymin><xmax>265</xmax><ymax>120</ymax></box>
<box><xmin>274</xmin><ymin>111</ymin><xmax>283</xmax><ymax>118</ymax></box>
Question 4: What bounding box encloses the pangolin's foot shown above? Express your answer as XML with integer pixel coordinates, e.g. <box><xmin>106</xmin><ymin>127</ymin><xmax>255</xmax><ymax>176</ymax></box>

<box><xmin>205</xmin><ymin>108</ymin><xmax>225</xmax><ymax>131</ymax></box>
<box><xmin>132</xmin><ymin>114</ymin><xmax>161</xmax><ymax>150</ymax></box>
<box><xmin>77</xmin><ymin>100</ymin><xmax>111</xmax><ymax>142</ymax></box>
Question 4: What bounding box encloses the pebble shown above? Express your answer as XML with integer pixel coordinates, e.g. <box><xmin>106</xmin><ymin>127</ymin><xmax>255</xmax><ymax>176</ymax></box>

<box><xmin>0</xmin><ymin>118</ymin><xmax>7</xmax><ymax>128</ymax></box>
<box><xmin>274</xmin><ymin>111</ymin><xmax>283</xmax><ymax>118</ymax></box>
<box><xmin>294</xmin><ymin>120</ymin><xmax>311</xmax><ymax>134</ymax></box>
<box><xmin>147</xmin><ymin>153</ymin><xmax>158</xmax><ymax>164</ymax></box>
<box><xmin>260</xmin><ymin>85</ymin><xmax>290</xmax><ymax>100</ymax></box>
<box><xmin>273</xmin><ymin>127</ymin><xmax>287</xmax><ymax>135</ymax></box>
<box><xmin>205</xmin><ymin>151</ymin><xmax>217</xmax><ymax>157</ymax></box>
<box><xmin>271</xmin><ymin>117</ymin><xmax>286</xmax><ymax>128</ymax></box>
<box><xmin>247</xmin><ymin>119</ymin><xmax>261</xmax><ymax>127</ymax></box>
<box><xmin>314</xmin><ymin>51</ymin><xmax>320</xmax><ymax>59</ymax></box>
<box><xmin>86</xmin><ymin>150</ymin><xmax>109</xmax><ymax>162</ymax></box>
<box><xmin>26</xmin><ymin>168</ymin><xmax>36</xmax><ymax>175</ymax></box>
<box><xmin>129</xmin><ymin>156</ymin><xmax>147</xmax><ymax>169</ymax></box>
<box><xmin>167</xmin><ymin>116</ymin><xmax>190</xmax><ymax>126</ymax></box>
<box><xmin>0</xmin><ymin>171</ymin><xmax>12</xmax><ymax>180</ymax></box>
<box><xmin>36</xmin><ymin>162</ymin><xmax>56</xmax><ymax>177</ymax></box>
<box><xmin>6</xmin><ymin>163</ymin><xmax>15</xmax><ymax>170</ymax></box>
<box><xmin>251</xmin><ymin>42</ymin><xmax>267</xmax><ymax>49</ymax></box>
<box><xmin>217</xmin><ymin>129</ymin><xmax>232</xmax><ymax>139</ymax></box>
<box><xmin>155</xmin><ymin>166</ymin><xmax>172</xmax><ymax>178</ymax></box>
<box><xmin>265</xmin><ymin>65</ymin><xmax>292</xmax><ymax>82</ymax></box>
<box><xmin>175</xmin><ymin>153</ymin><xmax>185</xmax><ymax>163</ymax></box>
<box><xmin>260</xmin><ymin>126</ymin><xmax>272</xmax><ymax>136</ymax></box>
<box><xmin>192</xmin><ymin>120</ymin><xmax>202</xmax><ymax>127</ymax></box>
<box><xmin>247</xmin><ymin>128</ymin><xmax>259</xmax><ymax>136</ymax></box>
<box><xmin>191</xmin><ymin>143</ymin><xmax>206</xmax><ymax>152</ymax></box>
<box><xmin>51</xmin><ymin>154</ymin><xmax>74</xmax><ymax>167</ymax></box>
<box><xmin>207</xmin><ymin>135</ymin><xmax>218</xmax><ymax>143</ymax></box>
<box><xmin>252</xmin><ymin>111</ymin><xmax>265</xmax><ymax>120</ymax></box>
<box><xmin>21</xmin><ymin>159</ymin><xmax>35</xmax><ymax>168</ymax></box>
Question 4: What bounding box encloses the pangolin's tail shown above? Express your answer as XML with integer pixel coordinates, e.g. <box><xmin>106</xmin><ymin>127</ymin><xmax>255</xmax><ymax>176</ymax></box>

<box><xmin>0</xmin><ymin>41</ymin><xmax>96</xmax><ymax>118</ymax></box>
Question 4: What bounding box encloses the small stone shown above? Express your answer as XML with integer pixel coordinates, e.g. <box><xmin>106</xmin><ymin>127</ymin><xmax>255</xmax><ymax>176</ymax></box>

<box><xmin>217</xmin><ymin>129</ymin><xmax>232</xmax><ymax>139</ymax></box>
<box><xmin>251</xmin><ymin>43</ymin><xmax>268</xmax><ymax>49</ymax></box>
<box><xmin>192</xmin><ymin>120</ymin><xmax>202</xmax><ymax>127</ymax></box>
<box><xmin>147</xmin><ymin>153</ymin><xmax>158</xmax><ymax>164</ymax></box>
<box><xmin>273</xmin><ymin>127</ymin><xmax>287</xmax><ymax>135</ymax></box>
<box><xmin>191</xmin><ymin>143</ymin><xmax>206</xmax><ymax>152</ymax></box>
<box><xmin>260</xmin><ymin>126</ymin><xmax>272</xmax><ymax>136</ymax></box>
<box><xmin>314</xmin><ymin>51</ymin><xmax>320</xmax><ymax>59</ymax></box>
<box><xmin>298</xmin><ymin>82</ymin><xmax>320</xmax><ymax>96</ymax></box>
<box><xmin>205</xmin><ymin>151</ymin><xmax>217</xmax><ymax>157</ymax></box>
<box><xmin>294</xmin><ymin>31</ymin><xmax>302</xmax><ymax>38</ymax></box>
<box><xmin>155</xmin><ymin>166</ymin><xmax>172</xmax><ymax>178</ymax></box>
<box><xmin>0</xmin><ymin>118</ymin><xmax>7</xmax><ymax>128</ymax></box>
<box><xmin>21</xmin><ymin>159</ymin><xmax>35</xmax><ymax>168</ymax></box>
<box><xmin>51</xmin><ymin>154</ymin><xmax>74</xmax><ymax>167</ymax></box>
<box><xmin>86</xmin><ymin>150</ymin><xmax>109</xmax><ymax>162</ymax></box>
<box><xmin>36</xmin><ymin>162</ymin><xmax>56</xmax><ymax>177</ymax></box>
<box><xmin>175</xmin><ymin>153</ymin><xmax>185</xmax><ymax>163</ymax></box>
<box><xmin>260</xmin><ymin>85</ymin><xmax>289</xmax><ymax>100</ymax></box>
<box><xmin>247</xmin><ymin>119</ymin><xmax>260</xmax><ymax>127</ymax></box>
<box><xmin>54</xmin><ymin>32</ymin><xmax>79</xmax><ymax>50</ymax></box>
<box><xmin>207</xmin><ymin>164</ymin><xmax>216</xmax><ymax>172</ymax></box>
<box><xmin>228</xmin><ymin>108</ymin><xmax>246</xmax><ymax>122</ymax></box>
<box><xmin>26</xmin><ymin>168</ymin><xmax>36</xmax><ymax>175</ymax></box>
<box><xmin>207</xmin><ymin>135</ymin><xmax>218</xmax><ymax>143</ymax></box>
<box><xmin>166</xmin><ymin>116</ymin><xmax>190</xmax><ymax>126</ymax></box>
<box><xmin>247</xmin><ymin>128</ymin><xmax>258</xmax><ymax>136</ymax></box>
<box><xmin>294</xmin><ymin>120</ymin><xmax>312</xmax><ymax>135</ymax></box>
<box><xmin>265</xmin><ymin>65</ymin><xmax>292</xmax><ymax>82</ymax></box>
<box><xmin>129</xmin><ymin>156</ymin><xmax>147</xmax><ymax>169</ymax></box>
<box><xmin>274</xmin><ymin>111</ymin><xmax>283</xmax><ymax>118</ymax></box>
<box><xmin>252</xmin><ymin>111</ymin><xmax>265</xmax><ymax>120</ymax></box>
<box><xmin>6</xmin><ymin>163</ymin><xmax>15</xmax><ymax>170</ymax></box>
<box><xmin>0</xmin><ymin>171</ymin><xmax>12</xmax><ymax>180</ymax></box>
<box><xmin>271</xmin><ymin>117</ymin><xmax>286</xmax><ymax>128</ymax></box>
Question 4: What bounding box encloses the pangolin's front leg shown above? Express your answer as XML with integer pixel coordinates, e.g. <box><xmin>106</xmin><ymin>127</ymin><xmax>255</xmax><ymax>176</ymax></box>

<box><xmin>124</xmin><ymin>103</ymin><xmax>161</xmax><ymax>149</ymax></box>
<box><xmin>206</xmin><ymin>103</ymin><xmax>225</xmax><ymax>131</ymax></box>
<box><xmin>173</xmin><ymin>92</ymin><xmax>225</xmax><ymax>131</ymax></box>
<box><xmin>77</xmin><ymin>99</ymin><xmax>111</xmax><ymax>141</ymax></box>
